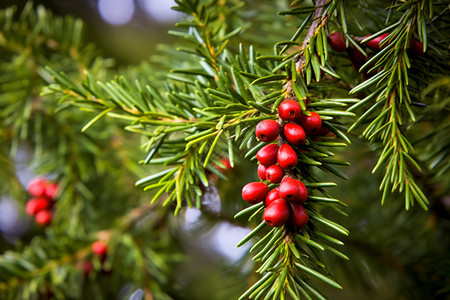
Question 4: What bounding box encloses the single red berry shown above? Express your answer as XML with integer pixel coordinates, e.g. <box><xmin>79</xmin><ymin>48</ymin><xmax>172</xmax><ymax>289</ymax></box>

<box><xmin>408</xmin><ymin>39</ymin><xmax>424</xmax><ymax>57</ymax></box>
<box><xmin>257</xmin><ymin>164</ymin><xmax>267</xmax><ymax>180</ymax></box>
<box><xmin>283</xmin><ymin>123</ymin><xmax>306</xmax><ymax>145</ymax></box>
<box><xmin>27</xmin><ymin>178</ymin><xmax>48</xmax><ymax>197</ymax></box>
<box><xmin>44</xmin><ymin>183</ymin><xmax>59</xmax><ymax>199</ymax></box>
<box><xmin>366</xmin><ymin>33</ymin><xmax>390</xmax><ymax>51</ymax></box>
<box><xmin>92</xmin><ymin>241</ymin><xmax>108</xmax><ymax>257</ymax></box>
<box><xmin>289</xmin><ymin>203</ymin><xmax>309</xmax><ymax>227</ymax></box>
<box><xmin>278</xmin><ymin>100</ymin><xmax>301</xmax><ymax>121</ymax></box>
<box><xmin>35</xmin><ymin>210</ymin><xmax>52</xmax><ymax>226</ymax></box>
<box><xmin>347</xmin><ymin>46</ymin><xmax>367</xmax><ymax>72</ymax></box>
<box><xmin>26</xmin><ymin>197</ymin><xmax>51</xmax><ymax>216</ymax></box>
<box><xmin>256</xmin><ymin>144</ymin><xmax>279</xmax><ymax>166</ymax></box>
<box><xmin>265</xmin><ymin>188</ymin><xmax>280</xmax><ymax>207</ymax></box>
<box><xmin>277</xmin><ymin>144</ymin><xmax>297</xmax><ymax>169</ymax></box>
<box><xmin>327</xmin><ymin>32</ymin><xmax>347</xmax><ymax>52</ymax></box>
<box><xmin>263</xmin><ymin>199</ymin><xmax>290</xmax><ymax>227</ymax></box>
<box><xmin>265</xmin><ymin>165</ymin><xmax>285</xmax><ymax>184</ymax></box>
<box><xmin>255</xmin><ymin>120</ymin><xmax>281</xmax><ymax>143</ymax></box>
<box><xmin>83</xmin><ymin>261</ymin><xmax>93</xmax><ymax>276</ymax></box>
<box><xmin>242</xmin><ymin>182</ymin><xmax>268</xmax><ymax>204</ymax></box>
<box><xmin>296</xmin><ymin>179</ymin><xmax>308</xmax><ymax>204</ymax></box>
<box><xmin>298</xmin><ymin>112</ymin><xmax>322</xmax><ymax>135</ymax></box>
<box><xmin>279</xmin><ymin>177</ymin><xmax>301</xmax><ymax>203</ymax></box>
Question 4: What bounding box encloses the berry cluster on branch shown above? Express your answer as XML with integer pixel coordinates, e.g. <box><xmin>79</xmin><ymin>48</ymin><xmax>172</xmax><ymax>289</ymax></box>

<box><xmin>242</xmin><ymin>99</ymin><xmax>330</xmax><ymax>230</ymax></box>
<box><xmin>25</xmin><ymin>178</ymin><xmax>59</xmax><ymax>226</ymax></box>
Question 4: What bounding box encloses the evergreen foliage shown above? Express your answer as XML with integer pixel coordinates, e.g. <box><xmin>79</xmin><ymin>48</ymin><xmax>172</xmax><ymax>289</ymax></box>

<box><xmin>0</xmin><ymin>0</ymin><xmax>448</xmax><ymax>299</ymax></box>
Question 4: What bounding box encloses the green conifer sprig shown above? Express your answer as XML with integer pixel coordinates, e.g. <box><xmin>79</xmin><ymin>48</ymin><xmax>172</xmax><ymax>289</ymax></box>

<box><xmin>43</xmin><ymin>1</ymin><xmax>355</xmax><ymax>298</ymax></box>
<box><xmin>347</xmin><ymin>0</ymin><xmax>435</xmax><ymax>210</ymax></box>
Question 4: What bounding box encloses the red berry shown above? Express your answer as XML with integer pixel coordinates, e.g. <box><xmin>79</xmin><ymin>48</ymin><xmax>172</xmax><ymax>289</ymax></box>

<box><xmin>26</xmin><ymin>197</ymin><xmax>51</xmax><ymax>216</ymax></box>
<box><xmin>242</xmin><ymin>182</ymin><xmax>268</xmax><ymax>204</ymax></box>
<box><xmin>408</xmin><ymin>39</ymin><xmax>424</xmax><ymax>56</ymax></box>
<box><xmin>83</xmin><ymin>261</ymin><xmax>93</xmax><ymax>276</ymax></box>
<box><xmin>289</xmin><ymin>203</ymin><xmax>309</xmax><ymax>227</ymax></box>
<box><xmin>35</xmin><ymin>210</ymin><xmax>52</xmax><ymax>226</ymax></box>
<box><xmin>278</xmin><ymin>100</ymin><xmax>301</xmax><ymax>121</ymax></box>
<box><xmin>92</xmin><ymin>241</ymin><xmax>108</xmax><ymax>257</ymax></box>
<box><xmin>265</xmin><ymin>165</ymin><xmax>285</xmax><ymax>184</ymax></box>
<box><xmin>27</xmin><ymin>178</ymin><xmax>48</xmax><ymax>197</ymax></box>
<box><xmin>279</xmin><ymin>177</ymin><xmax>301</xmax><ymax>202</ymax></box>
<box><xmin>283</xmin><ymin>123</ymin><xmax>306</xmax><ymax>145</ymax></box>
<box><xmin>263</xmin><ymin>199</ymin><xmax>290</xmax><ymax>227</ymax></box>
<box><xmin>366</xmin><ymin>33</ymin><xmax>390</xmax><ymax>51</ymax></box>
<box><xmin>277</xmin><ymin>144</ymin><xmax>297</xmax><ymax>169</ymax></box>
<box><xmin>347</xmin><ymin>46</ymin><xmax>367</xmax><ymax>72</ymax></box>
<box><xmin>255</xmin><ymin>120</ymin><xmax>281</xmax><ymax>143</ymax></box>
<box><xmin>257</xmin><ymin>164</ymin><xmax>267</xmax><ymax>180</ymax></box>
<box><xmin>44</xmin><ymin>183</ymin><xmax>59</xmax><ymax>199</ymax></box>
<box><xmin>256</xmin><ymin>144</ymin><xmax>279</xmax><ymax>166</ymax></box>
<box><xmin>296</xmin><ymin>179</ymin><xmax>308</xmax><ymax>204</ymax></box>
<box><xmin>327</xmin><ymin>32</ymin><xmax>347</xmax><ymax>52</ymax></box>
<box><xmin>265</xmin><ymin>188</ymin><xmax>280</xmax><ymax>207</ymax></box>
<box><xmin>298</xmin><ymin>112</ymin><xmax>322</xmax><ymax>135</ymax></box>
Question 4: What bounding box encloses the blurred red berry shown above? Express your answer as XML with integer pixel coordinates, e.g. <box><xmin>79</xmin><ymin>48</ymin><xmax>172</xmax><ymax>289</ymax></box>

<box><xmin>27</xmin><ymin>178</ymin><xmax>48</xmax><ymax>197</ymax></box>
<box><xmin>26</xmin><ymin>197</ymin><xmax>51</xmax><ymax>216</ymax></box>
<box><xmin>92</xmin><ymin>241</ymin><xmax>108</xmax><ymax>257</ymax></box>
<box><xmin>35</xmin><ymin>210</ymin><xmax>52</xmax><ymax>226</ymax></box>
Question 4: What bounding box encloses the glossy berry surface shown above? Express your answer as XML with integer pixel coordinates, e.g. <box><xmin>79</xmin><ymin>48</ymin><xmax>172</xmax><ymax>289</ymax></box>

<box><xmin>278</xmin><ymin>100</ymin><xmax>301</xmax><ymax>121</ymax></box>
<box><xmin>92</xmin><ymin>241</ymin><xmax>108</xmax><ymax>256</ymax></box>
<box><xmin>289</xmin><ymin>203</ymin><xmax>309</xmax><ymax>227</ymax></box>
<box><xmin>277</xmin><ymin>144</ymin><xmax>297</xmax><ymax>169</ymax></box>
<box><xmin>35</xmin><ymin>210</ymin><xmax>52</xmax><ymax>226</ymax></box>
<box><xmin>26</xmin><ymin>197</ymin><xmax>51</xmax><ymax>216</ymax></box>
<box><xmin>242</xmin><ymin>182</ymin><xmax>268</xmax><ymax>204</ymax></box>
<box><xmin>263</xmin><ymin>199</ymin><xmax>290</xmax><ymax>227</ymax></box>
<box><xmin>408</xmin><ymin>39</ymin><xmax>424</xmax><ymax>56</ymax></box>
<box><xmin>366</xmin><ymin>33</ymin><xmax>390</xmax><ymax>51</ymax></box>
<box><xmin>265</xmin><ymin>188</ymin><xmax>280</xmax><ymax>207</ymax></box>
<box><xmin>265</xmin><ymin>165</ymin><xmax>285</xmax><ymax>184</ymax></box>
<box><xmin>296</xmin><ymin>179</ymin><xmax>308</xmax><ymax>204</ymax></box>
<box><xmin>279</xmin><ymin>177</ymin><xmax>301</xmax><ymax>202</ymax></box>
<box><xmin>283</xmin><ymin>123</ymin><xmax>306</xmax><ymax>145</ymax></box>
<box><xmin>256</xmin><ymin>144</ymin><xmax>279</xmax><ymax>166</ymax></box>
<box><xmin>27</xmin><ymin>178</ymin><xmax>48</xmax><ymax>197</ymax></box>
<box><xmin>257</xmin><ymin>164</ymin><xmax>267</xmax><ymax>180</ymax></box>
<box><xmin>327</xmin><ymin>32</ymin><xmax>347</xmax><ymax>52</ymax></box>
<box><xmin>44</xmin><ymin>183</ymin><xmax>59</xmax><ymax>199</ymax></box>
<box><xmin>298</xmin><ymin>112</ymin><xmax>322</xmax><ymax>135</ymax></box>
<box><xmin>255</xmin><ymin>120</ymin><xmax>281</xmax><ymax>143</ymax></box>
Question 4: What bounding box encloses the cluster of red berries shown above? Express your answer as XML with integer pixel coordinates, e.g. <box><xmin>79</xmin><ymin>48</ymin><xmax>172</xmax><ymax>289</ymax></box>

<box><xmin>241</xmin><ymin>100</ymin><xmax>323</xmax><ymax>228</ymax></box>
<box><xmin>25</xmin><ymin>178</ymin><xmax>58</xmax><ymax>226</ymax></box>
<box><xmin>327</xmin><ymin>32</ymin><xmax>424</xmax><ymax>79</ymax></box>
